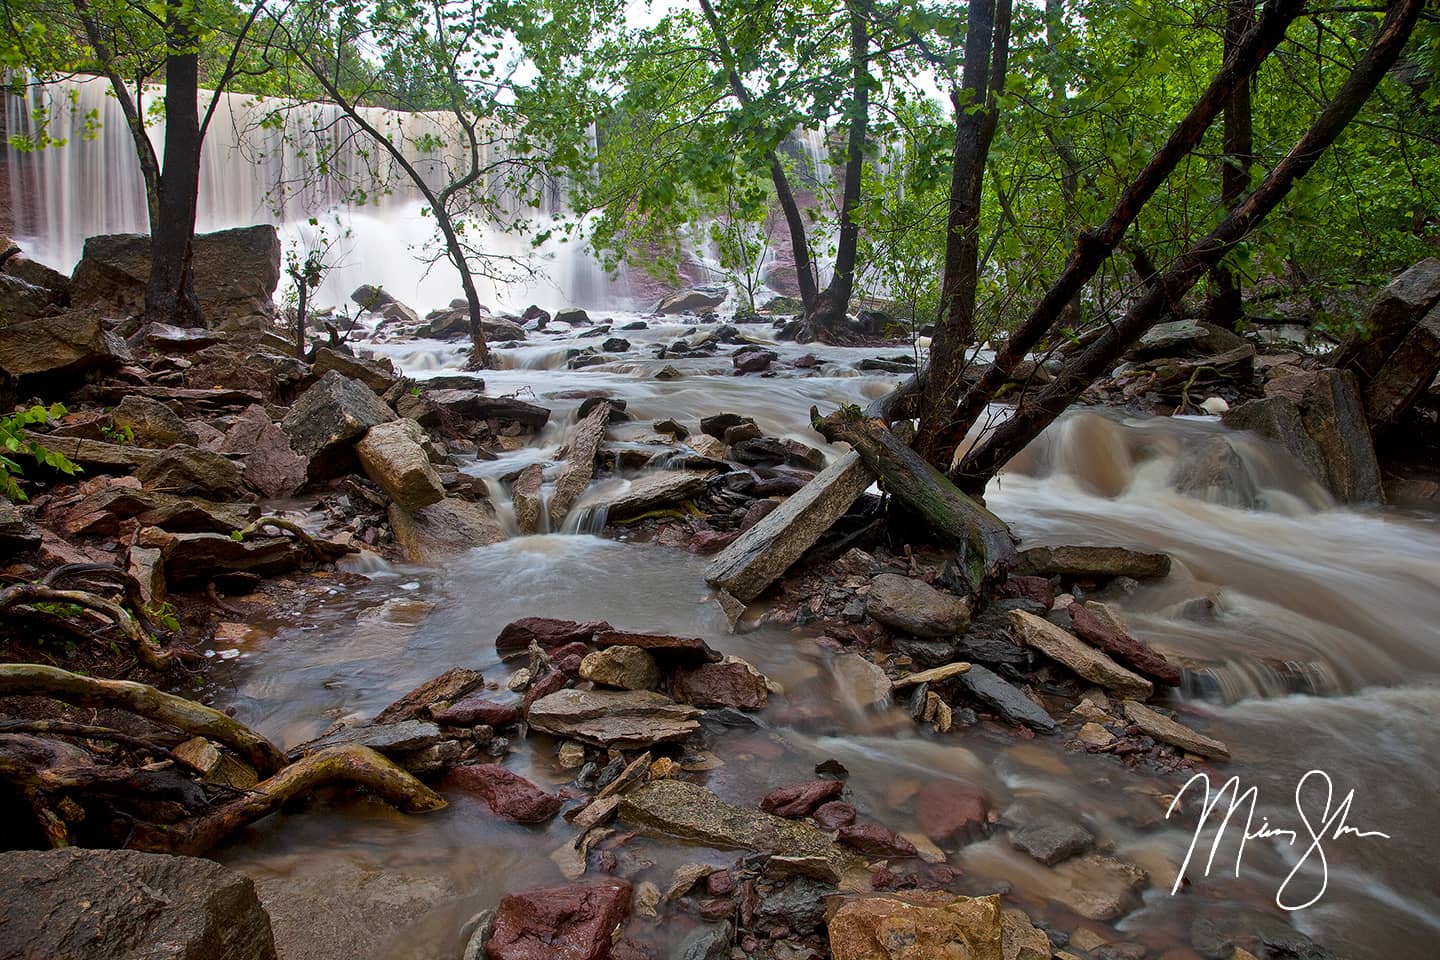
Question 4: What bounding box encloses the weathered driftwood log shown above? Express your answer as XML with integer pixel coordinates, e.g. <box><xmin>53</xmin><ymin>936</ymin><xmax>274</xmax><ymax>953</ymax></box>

<box><xmin>705</xmin><ymin>451</ymin><xmax>876</xmax><ymax>602</ymax></box>
<box><xmin>126</xmin><ymin>744</ymin><xmax>446</xmax><ymax>856</ymax></box>
<box><xmin>0</xmin><ymin>583</ymin><xmax>172</xmax><ymax>669</ymax></box>
<box><xmin>0</xmin><ymin>664</ymin><xmax>287</xmax><ymax>776</ymax></box>
<box><xmin>811</xmin><ymin>406</ymin><xmax>1016</xmax><ymax>589</ymax></box>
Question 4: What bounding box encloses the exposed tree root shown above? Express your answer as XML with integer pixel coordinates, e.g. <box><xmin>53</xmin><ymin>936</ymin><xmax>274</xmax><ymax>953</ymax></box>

<box><xmin>0</xmin><ymin>663</ymin><xmax>287</xmax><ymax>776</ymax></box>
<box><xmin>236</xmin><ymin>516</ymin><xmax>354</xmax><ymax>563</ymax></box>
<box><xmin>0</xmin><ymin>583</ymin><xmax>172</xmax><ymax>669</ymax></box>
<box><xmin>126</xmin><ymin>744</ymin><xmax>446</xmax><ymax>856</ymax></box>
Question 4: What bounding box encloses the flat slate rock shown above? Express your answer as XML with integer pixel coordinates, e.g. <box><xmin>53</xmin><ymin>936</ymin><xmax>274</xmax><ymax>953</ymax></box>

<box><xmin>594</xmin><ymin>630</ymin><xmax>721</xmax><ymax>663</ymax></box>
<box><xmin>955</xmin><ymin>664</ymin><xmax>1058</xmax><ymax>734</ymax></box>
<box><xmin>1122</xmin><ymin>699</ymin><xmax>1230</xmax><ymax>760</ymax></box>
<box><xmin>1015</xmin><ymin>545</ymin><xmax>1171</xmax><ymax>580</ymax></box>
<box><xmin>1009</xmin><ymin>610</ymin><xmax>1153</xmax><ymax>700</ymax></box>
<box><xmin>526</xmin><ymin>688</ymin><xmax>702</xmax><ymax>749</ymax></box>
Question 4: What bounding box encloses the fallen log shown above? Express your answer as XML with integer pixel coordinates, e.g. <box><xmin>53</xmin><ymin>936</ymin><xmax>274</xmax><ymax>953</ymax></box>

<box><xmin>126</xmin><ymin>744</ymin><xmax>446</xmax><ymax>856</ymax></box>
<box><xmin>705</xmin><ymin>450</ymin><xmax>876</xmax><ymax>602</ymax></box>
<box><xmin>0</xmin><ymin>664</ymin><xmax>287</xmax><ymax>776</ymax></box>
<box><xmin>811</xmin><ymin>406</ymin><xmax>1016</xmax><ymax>590</ymax></box>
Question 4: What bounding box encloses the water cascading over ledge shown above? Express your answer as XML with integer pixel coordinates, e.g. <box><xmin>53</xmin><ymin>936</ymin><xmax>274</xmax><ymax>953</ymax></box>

<box><xmin>2</xmin><ymin>74</ymin><xmax>631</xmax><ymax>312</ymax></box>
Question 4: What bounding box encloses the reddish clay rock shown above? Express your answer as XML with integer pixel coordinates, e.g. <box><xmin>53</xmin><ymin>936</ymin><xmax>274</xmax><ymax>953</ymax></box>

<box><xmin>522</xmin><ymin>669</ymin><xmax>571</xmax><ymax>714</ymax></box>
<box><xmin>687</xmin><ymin>530</ymin><xmax>739</xmax><ymax>554</ymax></box>
<box><xmin>486</xmin><ymin>879</ymin><xmax>632</xmax><ymax>960</ymax></box>
<box><xmin>432</xmin><ymin>696</ymin><xmax>521</xmax><ymax>727</ymax></box>
<box><xmin>448</xmin><ymin>764</ymin><xmax>562</xmax><ymax>824</ymax></box>
<box><xmin>1067</xmin><ymin>601</ymin><xmax>1181</xmax><ymax>686</ymax></box>
<box><xmin>496</xmin><ymin>617</ymin><xmax>611</xmax><ymax>656</ymax></box>
<box><xmin>838</xmin><ymin>820</ymin><xmax>919</xmax><ymax>858</ymax></box>
<box><xmin>670</xmin><ymin>659</ymin><xmax>769</xmax><ymax>711</ymax></box>
<box><xmin>594</xmin><ymin>630</ymin><xmax>722</xmax><ymax>664</ymax></box>
<box><xmin>760</xmin><ymin>780</ymin><xmax>845</xmax><ymax>819</ymax></box>
<box><xmin>914</xmin><ymin>780</ymin><xmax>990</xmax><ymax>846</ymax></box>
<box><xmin>812</xmin><ymin>801</ymin><xmax>857</xmax><ymax>832</ymax></box>
<box><xmin>993</xmin><ymin>575</ymin><xmax>1055</xmax><ymax>609</ymax></box>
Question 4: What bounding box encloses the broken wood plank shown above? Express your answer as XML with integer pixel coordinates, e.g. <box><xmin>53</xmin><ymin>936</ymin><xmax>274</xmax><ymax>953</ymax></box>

<box><xmin>705</xmin><ymin>451</ymin><xmax>875</xmax><ymax>602</ymax></box>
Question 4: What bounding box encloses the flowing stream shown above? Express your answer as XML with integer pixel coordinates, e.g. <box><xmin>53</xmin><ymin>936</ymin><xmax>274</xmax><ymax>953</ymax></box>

<box><xmin>206</xmin><ymin>315</ymin><xmax>1440</xmax><ymax>960</ymax></box>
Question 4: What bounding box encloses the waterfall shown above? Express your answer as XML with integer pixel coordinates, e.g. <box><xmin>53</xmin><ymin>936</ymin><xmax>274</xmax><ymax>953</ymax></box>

<box><xmin>4</xmin><ymin>74</ymin><xmax>632</xmax><ymax>313</ymax></box>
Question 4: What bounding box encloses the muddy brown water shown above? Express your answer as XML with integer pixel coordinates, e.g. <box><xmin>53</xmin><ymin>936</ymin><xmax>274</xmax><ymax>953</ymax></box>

<box><xmin>214</xmin><ymin>317</ymin><xmax>1440</xmax><ymax>959</ymax></box>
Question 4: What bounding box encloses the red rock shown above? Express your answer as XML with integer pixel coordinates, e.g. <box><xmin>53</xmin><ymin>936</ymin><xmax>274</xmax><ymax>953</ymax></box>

<box><xmin>496</xmin><ymin>617</ymin><xmax>610</xmax><ymax>655</ymax></box>
<box><xmin>993</xmin><ymin>575</ymin><xmax>1055</xmax><ymax>608</ymax></box>
<box><xmin>554</xmin><ymin>654</ymin><xmax>585</xmax><ymax>678</ymax></box>
<box><xmin>376</xmin><ymin>668</ymin><xmax>485</xmax><ymax>723</ymax></box>
<box><xmin>432</xmin><ymin>696</ymin><xmax>520</xmax><ymax>727</ymax></box>
<box><xmin>1067</xmin><ymin>602</ymin><xmax>1182</xmax><ymax>686</ymax></box>
<box><xmin>687</xmin><ymin>530</ymin><xmax>739</xmax><ymax>554</ymax></box>
<box><xmin>670</xmin><ymin>661</ymin><xmax>769</xmax><ymax>711</ymax></box>
<box><xmin>446</xmin><ymin>764</ymin><xmax>562</xmax><ymax>824</ymax></box>
<box><xmin>739</xmin><ymin>499</ymin><xmax>778</xmax><ymax>531</ymax></box>
<box><xmin>913</xmin><ymin>781</ymin><xmax>990</xmax><ymax>846</ymax></box>
<box><xmin>521</xmin><ymin>669</ymin><xmax>570</xmax><ymax>713</ymax></box>
<box><xmin>705</xmin><ymin>871</ymin><xmax>735</xmax><ymax>896</ymax></box>
<box><xmin>594</xmin><ymin>630</ymin><xmax>721</xmax><ymax>664</ymax></box>
<box><xmin>699</xmin><ymin>898</ymin><xmax>734</xmax><ymax>922</ymax></box>
<box><xmin>759</xmin><ymin>780</ymin><xmax>844</xmax><ymax>818</ymax></box>
<box><xmin>549</xmin><ymin>641</ymin><xmax>593</xmax><ymax>663</ymax></box>
<box><xmin>812</xmin><ymin>801</ymin><xmax>857</xmax><ymax>831</ymax></box>
<box><xmin>486</xmin><ymin>879</ymin><xmax>632</xmax><ymax>960</ymax></box>
<box><xmin>838</xmin><ymin>821</ymin><xmax>919</xmax><ymax>858</ymax></box>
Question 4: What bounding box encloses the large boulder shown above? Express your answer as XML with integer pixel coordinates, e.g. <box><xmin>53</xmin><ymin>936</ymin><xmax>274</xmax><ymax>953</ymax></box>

<box><xmin>356</xmin><ymin>418</ymin><xmax>445</xmax><ymax>511</ymax></box>
<box><xmin>0</xmin><ymin>272</ymin><xmax>61</xmax><ymax>321</ymax></box>
<box><xmin>111</xmin><ymin>394</ymin><xmax>197</xmax><ymax>448</ymax></box>
<box><xmin>70</xmin><ymin>225</ymin><xmax>281</xmax><ymax>324</ymax></box>
<box><xmin>1364</xmin><ymin>302</ymin><xmax>1440</xmax><ymax>428</ymax></box>
<box><xmin>0</xmin><ymin>310</ymin><xmax>130</xmax><ymax>381</ymax></box>
<box><xmin>865</xmin><ymin>573</ymin><xmax>972</xmax><ymax>637</ymax></box>
<box><xmin>136</xmin><ymin>446</ymin><xmax>250</xmax><ymax>501</ymax></box>
<box><xmin>312</xmin><ymin>347</ymin><xmax>399</xmax><ymax>395</ymax></box>
<box><xmin>0</xmin><ymin>847</ymin><xmax>276</xmax><ymax>960</ymax></box>
<box><xmin>656</xmin><ymin>286</ymin><xmax>727</xmax><ymax>315</ymax></box>
<box><xmin>387</xmin><ymin>497</ymin><xmax>504</xmax><ymax>564</ymax></box>
<box><xmin>281</xmin><ymin>370</ymin><xmax>397</xmax><ymax>478</ymax></box>
<box><xmin>222</xmin><ymin>405</ymin><xmax>308</xmax><ymax>498</ymax></box>
<box><xmin>1224</xmin><ymin>369</ymin><xmax>1382</xmax><ymax>502</ymax></box>
<box><xmin>827</xmin><ymin>892</ymin><xmax>1002</xmax><ymax>960</ymax></box>
<box><xmin>1331</xmin><ymin>258</ymin><xmax>1440</xmax><ymax>382</ymax></box>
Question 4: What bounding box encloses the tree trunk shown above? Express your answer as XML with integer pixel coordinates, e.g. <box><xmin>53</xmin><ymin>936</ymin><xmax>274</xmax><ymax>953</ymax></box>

<box><xmin>927</xmin><ymin>0</ymin><xmax>1307</xmax><ymax>462</ymax></box>
<box><xmin>1209</xmin><ymin>0</ymin><xmax>1256</xmax><ymax>331</ymax></box>
<box><xmin>953</xmin><ymin>0</ymin><xmax>1423</xmax><ymax>491</ymax></box>
<box><xmin>812</xmin><ymin>406</ymin><xmax>1016</xmax><ymax>591</ymax></box>
<box><xmin>144</xmin><ymin>5</ymin><xmax>204</xmax><ymax>327</ymax></box>
<box><xmin>915</xmin><ymin>0</ymin><xmax>1013</xmax><ymax>465</ymax></box>
<box><xmin>804</xmin><ymin>0</ymin><xmax>874</xmax><ymax>341</ymax></box>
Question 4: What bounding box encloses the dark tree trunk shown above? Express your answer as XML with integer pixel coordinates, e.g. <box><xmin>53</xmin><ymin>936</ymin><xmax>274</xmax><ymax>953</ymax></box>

<box><xmin>914</xmin><ymin>0</ymin><xmax>1012</xmax><ymax>465</ymax></box>
<box><xmin>925</xmin><ymin>0</ymin><xmax>1307</xmax><ymax>463</ymax></box>
<box><xmin>804</xmin><ymin>0</ymin><xmax>873</xmax><ymax>340</ymax></box>
<box><xmin>953</xmin><ymin>0</ymin><xmax>1423</xmax><ymax>491</ymax></box>
<box><xmin>1209</xmin><ymin>0</ymin><xmax>1256</xmax><ymax>331</ymax></box>
<box><xmin>143</xmin><ymin>5</ymin><xmax>204</xmax><ymax>327</ymax></box>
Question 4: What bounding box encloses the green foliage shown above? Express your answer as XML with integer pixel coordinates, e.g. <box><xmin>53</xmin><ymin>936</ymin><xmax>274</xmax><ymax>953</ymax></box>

<box><xmin>0</xmin><ymin>404</ymin><xmax>79</xmax><ymax>503</ymax></box>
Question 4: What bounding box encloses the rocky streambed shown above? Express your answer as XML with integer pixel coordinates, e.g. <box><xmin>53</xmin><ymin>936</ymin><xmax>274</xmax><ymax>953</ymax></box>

<box><xmin>3</xmin><ymin>238</ymin><xmax>1440</xmax><ymax>960</ymax></box>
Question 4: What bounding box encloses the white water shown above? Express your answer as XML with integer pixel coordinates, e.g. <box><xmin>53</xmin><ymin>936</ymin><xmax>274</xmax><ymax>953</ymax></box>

<box><xmin>4</xmin><ymin>75</ymin><xmax>634</xmax><ymax>312</ymax></box>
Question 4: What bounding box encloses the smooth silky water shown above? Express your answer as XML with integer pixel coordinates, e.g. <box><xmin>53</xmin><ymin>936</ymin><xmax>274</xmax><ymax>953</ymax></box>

<box><xmin>202</xmin><ymin>316</ymin><xmax>1440</xmax><ymax>959</ymax></box>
